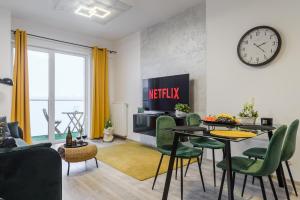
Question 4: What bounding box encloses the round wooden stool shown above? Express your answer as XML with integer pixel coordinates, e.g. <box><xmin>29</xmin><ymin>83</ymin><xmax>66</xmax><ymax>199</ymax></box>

<box><xmin>58</xmin><ymin>143</ymin><xmax>98</xmax><ymax>176</ymax></box>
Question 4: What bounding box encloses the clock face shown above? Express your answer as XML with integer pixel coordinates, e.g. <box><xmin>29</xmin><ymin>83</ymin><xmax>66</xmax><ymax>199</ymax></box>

<box><xmin>237</xmin><ymin>26</ymin><xmax>281</xmax><ymax>66</ymax></box>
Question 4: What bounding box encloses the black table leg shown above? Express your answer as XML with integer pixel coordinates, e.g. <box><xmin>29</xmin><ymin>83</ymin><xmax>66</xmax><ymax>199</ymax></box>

<box><xmin>67</xmin><ymin>162</ymin><xmax>70</xmax><ymax>176</ymax></box>
<box><xmin>267</xmin><ymin>131</ymin><xmax>284</xmax><ymax>187</ymax></box>
<box><xmin>162</xmin><ymin>132</ymin><xmax>180</xmax><ymax>200</ymax></box>
<box><xmin>225</xmin><ymin>140</ymin><xmax>234</xmax><ymax>200</ymax></box>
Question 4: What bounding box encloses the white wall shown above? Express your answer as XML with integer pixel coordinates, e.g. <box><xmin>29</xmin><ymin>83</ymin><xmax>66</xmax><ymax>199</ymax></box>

<box><xmin>0</xmin><ymin>8</ymin><xmax>12</xmax><ymax>118</ymax></box>
<box><xmin>207</xmin><ymin>0</ymin><xmax>300</xmax><ymax>181</ymax></box>
<box><xmin>113</xmin><ymin>33</ymin><xmax>157</xmax><ymax>145</ymax></box>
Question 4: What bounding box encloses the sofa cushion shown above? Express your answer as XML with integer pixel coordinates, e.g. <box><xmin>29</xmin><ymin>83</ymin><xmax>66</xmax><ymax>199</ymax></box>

<box><xmin>15</xmin><ymin>138</ymin><xmax>28</xmax><ymax>147</ymax></box>
<box><xmin>0</xmin><ymin>142</ymin><xmax>52</xmax><ymax>154</ymax></box>
<box><xmin>8</xmin><ymin>122</ymin><xmax>21</xmax><ymax>138</ymax></box>
<box><xmin>0</xmin><ymin>116</ymin><xmax>11</xmax><ymax>137</ymax></box>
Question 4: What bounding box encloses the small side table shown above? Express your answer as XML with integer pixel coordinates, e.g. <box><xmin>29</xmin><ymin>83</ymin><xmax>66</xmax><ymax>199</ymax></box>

<box><xmin>58</xmin><ymin>143</ymin><xmax>98</xmax><ymax>176</ymax></box>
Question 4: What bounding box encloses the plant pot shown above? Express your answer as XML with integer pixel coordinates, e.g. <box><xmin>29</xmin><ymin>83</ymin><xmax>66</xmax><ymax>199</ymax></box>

<box><xmin>103</xmin><ymin>127</ymin><xmax>114</xmax><ymax>142</ymax></box>
<box><xmin>175</xmin><ymin>110</ymin><xmax>188</xmax><ymax>118</ymax></box>
<box><xmin>239</xmin><ymin>117</ymin><xmax>257</xmax><ymax>125</ymax></box>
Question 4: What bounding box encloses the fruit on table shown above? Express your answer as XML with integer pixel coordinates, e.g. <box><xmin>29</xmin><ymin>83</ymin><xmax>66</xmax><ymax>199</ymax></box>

<box><xmin>215</xmin><ymin>113</ymin><xmax>238</xmax><ymax>124</ymax></box>
<box><xmin>204</xmin><ymin>116</ymin><xmax>216</xmax><ymax>122</ymax></box>
<box><xmin>204</xmin><ymin>113</ymin><xmax>239</xmax><ymax>124</ymax></box>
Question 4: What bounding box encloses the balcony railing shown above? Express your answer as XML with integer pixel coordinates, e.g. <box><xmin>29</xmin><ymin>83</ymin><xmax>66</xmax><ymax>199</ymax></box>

<box><xmin>30</xmin><ymin>98</ymin><xmax>84</xmax><ymax>142</ymax></box>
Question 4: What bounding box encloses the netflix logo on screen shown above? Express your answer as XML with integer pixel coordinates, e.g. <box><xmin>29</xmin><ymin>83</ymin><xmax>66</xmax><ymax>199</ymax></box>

<box><xmin>143</xmin><ymin>74</ymin><xmax>189</xmax><ymax>111</ymax></box>
<box><xmin>148</xmin><ymin>88</ymin><xmax>180</xmax><ymax>100</ymax></box>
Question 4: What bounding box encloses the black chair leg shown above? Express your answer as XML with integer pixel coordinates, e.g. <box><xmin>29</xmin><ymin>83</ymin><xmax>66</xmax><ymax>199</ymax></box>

<box><xmin>67</xmin><ymin>162</ymin><xmax>70</xmax><ymax>176</ymax></box>
<box><xmin>259</xmin><ymin>176</ymin><xmax>267</xmax><ymax>200</ymax></box>
<box><xmin>232</xmin><ymin>172</ymin><xmax>236</xmax><ymax>192</ymax></box>
<box><xmin>175</xmin><ymin>157</ymin><xmax>178</xmax><ymax>180</ymax></box>
<box><xmin>94</xmin><ymin>157</ymin><xmax>99</xmax><ymax>168</ymax></box>
<box><xmin>241</xmin><ymin>175</ymin><xmax>247</xmax><ymax>197</ymax></box>
<box><xmin>218</xmin><ymin>170</ymin><xmax>226</xmax><ymax>200</ymax></box>
<box><xmin>285</xmin><ymin>161</ymin><xmax>298</xmax><ymax>196</ymax></box>
<box><xmin>280</xmin><ymin>164</ymin><xmax>291</xmax><ymax>200</ymax></box>
<box><xmin>253</xmin><ymin>158</ymin><xmax>257</xmax><ymax>185</ymax></box>
<box><xmin>184</xmin><ymin>158</ymin><xmax>191</xmax><ymax>177</ymax></box>
<box><xmin>212</xmin><ymin>149</ymin><xmax>216</xmax><ymax>187</ymax></box>
<box><xmin>268</xmin><ymin>175</ymin><xmax>278</xmax><ymax>200</ymax></box>
<box><xmin>197</xmin><ymin>156</ymin><xmax>206</xmax><ymax>192</ymax></box>
<box><xmin>180</xmin><ymin>158</ymin><xmax>184</xmax><ymax>200</ymax></box>
<box><xmin>152</xmin><ymin>154</ymin><xmax>164</xmax><ymax>190</ymax></box>
<box><xmin>200</xmin><ymin>148</ymin><xmax>204</xmax><ymax>165</ymax></box>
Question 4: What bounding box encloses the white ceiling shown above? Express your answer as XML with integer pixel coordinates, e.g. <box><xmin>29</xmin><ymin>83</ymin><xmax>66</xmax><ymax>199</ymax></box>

<box><xmin>0</xmin><ymin>0</ymin><xmax>203</xmax><ymax>41</ymax></box>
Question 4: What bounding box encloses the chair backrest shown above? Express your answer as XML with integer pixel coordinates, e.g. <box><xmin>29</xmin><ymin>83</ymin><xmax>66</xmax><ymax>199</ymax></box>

<box><xmin>42</xmin><ymin>108</ymin><xmax>49</xmax><ymax>121</ymax></box>
<box><xmin>186</xmin><ymin>113</ymin><xmax>201</xmax><ymax>126</ymax></box>
<box><xmin>156</xmin><ymin>116</ymin><xmax>176</xmax><ymax>148</ymax></box>
<box><xmin>281</xmin><ymin>119</ymin><xmax>299</xmax><ymax>161</ymax></box>
<box><xmin>257</xmin><ymin>125</ymin><xmax>287</xmax><ymax>176</ymax></box>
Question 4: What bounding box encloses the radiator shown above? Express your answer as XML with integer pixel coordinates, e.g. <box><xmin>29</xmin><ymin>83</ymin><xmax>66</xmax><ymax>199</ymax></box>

<box><xmin>111</xmin><ymin>102</ymin><xmax>128</xmax><ymax>138</ymax></box>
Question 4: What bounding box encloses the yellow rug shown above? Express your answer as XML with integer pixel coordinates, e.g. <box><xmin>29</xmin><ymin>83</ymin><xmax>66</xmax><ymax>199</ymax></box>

<box><xmin>96</xmin><ymin>141</ymin><xmax>196</xmax><ymax>181</ymax></box>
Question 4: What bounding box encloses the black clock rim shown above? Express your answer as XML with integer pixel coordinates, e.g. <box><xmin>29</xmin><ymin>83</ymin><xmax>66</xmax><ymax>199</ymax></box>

<box><xmin>237</xmin><ymin>25</ymin><xmax>282</xmax><ymax>67</ymax></box>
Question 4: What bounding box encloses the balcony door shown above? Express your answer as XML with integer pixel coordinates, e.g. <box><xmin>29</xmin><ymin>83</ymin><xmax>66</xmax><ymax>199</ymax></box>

<box><xmin>28</xmin><ymin>47</ymin><xmax>87</xmax><ymax>143</ymax></box>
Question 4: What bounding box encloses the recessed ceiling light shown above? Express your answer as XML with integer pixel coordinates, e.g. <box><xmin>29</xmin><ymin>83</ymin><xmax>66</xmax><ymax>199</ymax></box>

<box><xmin>75</xmin><ymin>6</ymin><xmax>93</xmax><ymax>18</ymax></box>
<box><xmin>93</xmin><ymin>7</ymin><xmax>111</xmax><ymax>18</ymax></box>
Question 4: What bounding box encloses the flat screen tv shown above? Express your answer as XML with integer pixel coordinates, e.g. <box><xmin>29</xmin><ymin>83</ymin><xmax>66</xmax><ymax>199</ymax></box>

<box><xmin>143</xmin><ymin>74</ymin><xmax>189</xmax><ymax>112</ymax></box>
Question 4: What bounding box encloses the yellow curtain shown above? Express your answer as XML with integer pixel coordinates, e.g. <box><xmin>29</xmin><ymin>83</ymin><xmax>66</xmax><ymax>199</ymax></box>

<box><xmin>91</xmin><ymin>47</ymin><xmax>110</xmax><ymax>139</ymax></box>
<box><xmin>11</xmin><ymin>29</ymin><xmax>32</xmax><ymax>144</ymax></box>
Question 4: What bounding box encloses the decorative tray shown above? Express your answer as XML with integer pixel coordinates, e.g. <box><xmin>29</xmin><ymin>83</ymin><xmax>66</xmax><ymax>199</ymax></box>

<box><xmin>203</xmin><ymin>120</ymin><xmax>237</xmax><ymax>126</ymax></box>
<box><xmin>64</xmin><ymin>142</ymin><xmax>88</xmax><ymax>148</ymax></box>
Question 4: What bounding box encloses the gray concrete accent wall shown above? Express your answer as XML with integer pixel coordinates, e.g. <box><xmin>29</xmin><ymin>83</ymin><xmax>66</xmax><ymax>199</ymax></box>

<box><xmin>140</xmin><ymin>1</ymin><xmax>206</xmax><ymax>115</ymax></box>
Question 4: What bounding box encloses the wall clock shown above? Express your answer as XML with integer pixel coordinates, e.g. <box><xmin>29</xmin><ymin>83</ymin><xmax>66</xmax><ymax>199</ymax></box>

<box><xmin>237</xmin><ymin>26</ymin><xmax>281</xmax><ymax>67</ymax></box>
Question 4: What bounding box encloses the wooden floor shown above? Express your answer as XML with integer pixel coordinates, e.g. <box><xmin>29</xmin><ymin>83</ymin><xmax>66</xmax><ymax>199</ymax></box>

<box><xmin>57</xmin><ymin>139</ymin><xmax>299</xmax><ymax>200</ymax></box>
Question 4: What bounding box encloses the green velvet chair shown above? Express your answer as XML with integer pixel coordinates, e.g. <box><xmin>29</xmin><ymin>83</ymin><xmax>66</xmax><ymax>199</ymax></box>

<box><xmin>152</xmin><ymin>116</ymin><xmax>205</xmax><ymax>200</ymax></box>
<box><xmin>185</xmin><ymin>113</ymin><xmax>225</xmax><ymax>187</ymax></box>
<box><xmin>242</xmin><ymin>119</ymin><xmax>299</xmax><ymax>199</ymax></box>
<box><xmin>216</xmin><ymin>125</ymin><xmax>287</xmax><ymax>200</ymax></box>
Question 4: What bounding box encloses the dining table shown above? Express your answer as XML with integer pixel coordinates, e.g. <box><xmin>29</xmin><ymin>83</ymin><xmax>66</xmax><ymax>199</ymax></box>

<box><xmin>161</xmin><ymin>122</ymin><xmax>279</xmax><ymax>200</ymax></box>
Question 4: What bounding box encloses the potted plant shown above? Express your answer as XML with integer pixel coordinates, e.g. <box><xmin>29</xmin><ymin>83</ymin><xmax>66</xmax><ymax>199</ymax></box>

<box><xmin>175</xmin><ymin>103</ymin><xmax>191</xmax><ymax>118</ymax></box>
<box><xmin>103</xmin><ymin>119</ymin><xmax>114</xmax><ymax>142</ymax></box>
<box><xmin>238</xmin><ymin>101</ymin><xmax>259</xmax><ymax>124</ymax></box>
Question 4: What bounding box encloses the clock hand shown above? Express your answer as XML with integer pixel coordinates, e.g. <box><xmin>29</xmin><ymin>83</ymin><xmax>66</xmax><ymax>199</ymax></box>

<box><xmin>253</xmin><ymin>43</ymin><xmax>265</xmax><ymax>53</ymax></box>
<box><xmin>257</xmin><ymin>42</ymin><xmax>267</xmax><ymax>47</ymax></box>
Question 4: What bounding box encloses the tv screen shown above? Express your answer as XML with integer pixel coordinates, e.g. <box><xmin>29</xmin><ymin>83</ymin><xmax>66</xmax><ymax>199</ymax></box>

<box><xmin>143</xmin><ymin>74</ymin><xmax>189</xmax><ymax>111</ymax></box>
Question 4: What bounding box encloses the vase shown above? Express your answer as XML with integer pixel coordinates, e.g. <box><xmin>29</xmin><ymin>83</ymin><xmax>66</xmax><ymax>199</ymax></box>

<box><xmin>103</xmin><ymin>127</ymin><xmax>114</xmax><ymax>142</ymax></box>
<box><xmin>175</xmin><ymin>110</ymin><xmax>187</xmax><ymax>118</ymax></box>
<box><xmin>239</xmin><ymin>117</ymin><xmax>257</xmax><ymax>125</ymax></box>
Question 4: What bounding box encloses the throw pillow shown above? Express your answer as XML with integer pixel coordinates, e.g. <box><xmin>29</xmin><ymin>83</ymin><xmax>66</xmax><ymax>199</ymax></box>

<box><xmin>0</xmin><ymin>137</ymin><xmax>17</xmax><ymax>148</ymax></box>
<box><xmin>8</xmin><ymin>122</ymin><xmax>20</xmax><ymax>138</ymax></box>
<box><xmin>0</xmin><ymin>116</ymin><xmax>11</xmax><ymax>137</ymax></box>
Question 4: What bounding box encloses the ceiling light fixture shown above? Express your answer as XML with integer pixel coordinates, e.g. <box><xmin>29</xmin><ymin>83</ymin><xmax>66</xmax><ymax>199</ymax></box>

<box><xmin>93</xmin><ymin>7</ymin><xmax>111</xmax><ymax>18</ymax></box>
<box><xmin>75</xmin><ymin>5</ymin><xmax>94</xmax><ymax>18</ymax></box>
<box><xmin>74</xmin><ymin>5</ymin><xmax>111</xmax><ymax>19</ymax></box>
